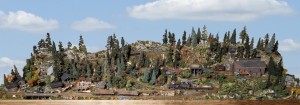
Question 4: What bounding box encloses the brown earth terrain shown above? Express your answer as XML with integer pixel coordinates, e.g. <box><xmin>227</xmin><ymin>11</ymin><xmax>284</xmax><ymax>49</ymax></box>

<box><xmin>0</xmin><ymin>100</ymin><xmax>300</xmax><ymax>105</ymax></box>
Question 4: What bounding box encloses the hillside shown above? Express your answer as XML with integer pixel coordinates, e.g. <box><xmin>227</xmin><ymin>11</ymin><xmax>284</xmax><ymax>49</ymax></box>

<box><xmin>2</xmin><ymin>26</ymin><xmax>300</xmax><ymax>100</ymax></box>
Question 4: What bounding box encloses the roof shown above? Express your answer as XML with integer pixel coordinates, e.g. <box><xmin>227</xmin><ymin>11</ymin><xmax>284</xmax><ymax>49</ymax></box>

<box><xmin>117</xmin><ymin>90</ymin><xmax>139</xmax><ymax>96</ymax></box>
<box><xmin>50</xmin><ymin>82</ymin><xmax>63</xmax><ymax>89</ymax></box>
<box><xmin>61</xmin><ymin>73</ymin><xmax>74</xmax><ymax>81</ymax></box>
<box><xmin>190</xmin><ymin>64</ymin><xmax>200</xmax><ymax>69</ymax></box>
<box><xmin>234</xmin><ymin>59</ymin><xmax>266</xmax><ymax>68</ymax></box>
<box><xmin>93</xmin><ymin>89</ymin><xmax>115</xmax><ymax>95</ymax></box>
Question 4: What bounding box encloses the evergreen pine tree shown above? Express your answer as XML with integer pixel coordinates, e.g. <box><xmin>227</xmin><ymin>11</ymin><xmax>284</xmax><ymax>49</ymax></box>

<box><xmin>196</xmin><ymin>27</ymin><xmax>201</xmax><ymax>44</ymax></box>
<box><xmin>46</xmin><ymin>33</ymin><xmax>52</xmax><ymax>47</ymax></box>
<box><xmin>86</xmin><ymin>64</ymin><xmax>92</xmax><ymax>78</ymax></box>
<box><xmin>239</xmin><ymin>26</ymin><xmax>248</xmax><ymax>44</ymax></box>
<box><xmin>267</xmin><ymin>56</ymin><xmax>277</xmax><ymax>87</ymax></box>
<box><xmin>273</xmin><ymin>40</ymin><xmax>279</xmax><ymax>53</ymax></box>
<box><xmin>163</xmin><ymin>29</ymin><xmax>168</xmax><ymax>44</ymax></box>
<box><xmin>257</xmin><ymin>38</ymin><xmax>261</xmax><ymax>50</ymax></box>
<box><xmin>250</xmin><ymin>37</ymin><xmax>254</xmax><ymax>50</ymax></box>
<box><xmin>265</xmin><ymin>34</ymin><xmax>276</xmax><ymax>54</ymax></box>
<box><xmin>173</xmin><ymin>50</ymin><xmax>181</xmax><ymax>68</ymax></box>
<box><xmin>186</xmin><ymin>36</ymin><xmax>191</xmax><ymax>47</ymax></box>
<box><xmin>121</xmin><ymin>37</ymin><xmax>125</xmax><ymax>47</ymax></box>
<box><xmin>67</xmin><ymin>42</ymin><xmax>72</xmax><ymax>49</ymax></box>
<box><xmin>191</xmin><ymin>27</ymin><xmax>197</xmax><ymax>48</ymax></box>
<box><xmin>264</xmin><ymin>33</ymin><xmax>269</xmax><ymax>49</ymax></box>
<box><xmin>176</xmin><ymin>39</ymin><xmax>181</xmax><ymax>50</ymax></box>
<box><xmin>4</xmin><ymin>74</ymin><xmax>8</xmax><ymax>86</ymax></box>
<box><xmin>142</xmin><ymin>69</ymin><xmax>150</xmax><ymax>83</ymax></box>
<box><xmin>230</xmin><ymin>29</ymin><xmax>237</xmax><ymax>44</ymax></box>
<box><xmin>138</xmin><ymin>51</ymin><xmax>145</xmax><ymax>68</ymax></box>
<box><xmin>182</xmin><ymin>31</ymin><xmax>186</xmax><ymax>45</ymax></box>
<box><xmin>72</xmin><ymin>63</ymin><xmax>78</xmax><ymax>78</ymax></box>
<box><xmin>149</xmin><ymin>69</ymin><xmax>157</xmax><ymax>85</ymax></box>
<box><xmin>202</xmin><ymin>25</ymin><xmax>207</xmax><ymax>45</ymax></box>
<box><xmin>223</xmin><ymin>32</ymin><xmax>227</xmax><ymax>44</ymax></box>
<box><xmin>167</xmin><ymin>45</ymin><xmax>174</xmax><ymax>63</ymax></box>
<box><xmin>244</xmin><ymin>36</ymin><xmax>250</xmax><ymax>58</ymax></box>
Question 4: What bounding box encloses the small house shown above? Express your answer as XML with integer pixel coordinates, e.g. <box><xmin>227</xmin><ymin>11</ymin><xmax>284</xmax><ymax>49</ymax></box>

<box><xmin>190</xmin><ymin>64</ymin><xmax>202</xmax><ymax>76</ymax></box>
<box><xmin>232</xmin><ymin>59</ymin><xmax>266</xmax><ymax>77</ymax></box>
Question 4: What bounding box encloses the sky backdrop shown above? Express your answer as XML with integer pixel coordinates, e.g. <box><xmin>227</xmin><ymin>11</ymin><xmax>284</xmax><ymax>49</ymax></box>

<box><xmin>1</xmin><ymin>0</ymin><xmax>300</xmax><ymax>84</ymax></box>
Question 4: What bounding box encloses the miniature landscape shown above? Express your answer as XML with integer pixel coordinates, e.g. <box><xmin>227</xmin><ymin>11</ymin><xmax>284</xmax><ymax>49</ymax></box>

<box><xmin>1</xmin><ymin>26</ymin><xmax>300</xmax><ymax>100</ymax></box>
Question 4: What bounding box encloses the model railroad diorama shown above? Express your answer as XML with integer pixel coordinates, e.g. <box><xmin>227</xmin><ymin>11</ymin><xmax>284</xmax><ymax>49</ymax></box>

<box><xmin>1</xmin><ymin>26</ymin><xmax>300</xmax><ymax>100</ymax></box>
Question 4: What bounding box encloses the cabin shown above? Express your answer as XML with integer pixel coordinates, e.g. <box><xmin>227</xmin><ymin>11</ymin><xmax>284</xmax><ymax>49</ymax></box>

<box><xmin>232</xmin><ymin>59</ymin><xmax>266</xmax><ymax>77</ymax></box>
<box><xmin>190</xmin><ymin>64</ymin><xmax>202</xmax><ymax>76</ymax></box>
<box><xmin>93</xmin><ymin>89</ymin><xmax>115</xmax><ymax>95</ymax></box>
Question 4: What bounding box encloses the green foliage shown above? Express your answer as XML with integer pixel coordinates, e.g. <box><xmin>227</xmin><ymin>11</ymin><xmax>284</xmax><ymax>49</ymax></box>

<box><xmin>230</xmin><ymin>29</ymin><xmax>237</xmax><ymax>44</ymax></box>
<box><xmin>4</xmin><ymin>74</ymin><xmax>8</xmax><ymax>86</ymax></box>
<box><xmin>273</xmin><ymin>40</ymin><xmax>279</xmax><ymax>53</ymax></box>
<box><xmin>186</xmin><ymin>35</ymin><xmax>191</xmax><ymax>47</ymax></box>
<box><xmin>264</xmin><ymin>33</ymin><xmax>269</xmax><ymax>48</ymax></box>
<box><xmin>45</xmin><ymin>75</ymin><xmax>51</xmax><ymax>86</ymax></box>
<box><xmin>182</xmin><ymin>31</ymin><xmax>187</xmax><ymax>45</ymax></box>
<box><xmin>166</xmin><ymin>45</ymin><xmax>173</xmax><ymax>63</ymax></box>
<box><xmin>196</xmin><ymin>27</ymin><xmax>202</xmax><ymax>44</ymax></box>
<box><xmin>176</xmin><ymin>39</ymin><xmax>181</xmax><ymax>50</ymax></box>
<box><xmin>138</xmin><ymin>51</ymin><xmax>146</xmax><ymax>68</ymax></box>
<box><xmin>244</xmin><ymin>36</ymin><xmax>250</xmax><ymax>58</ymax></box>
<box><xmin>86</xmin><ymin>64</ymin><xmax>92</xmax><ymax>78</ymax></box>
<box><xmin>149</xmin><ymin>70</ymin><xmax>157</xmax><ymax>85</ymax></box>
<box><xmin>239</xmin><ymin>26</ymin><xmax>248</xmax><ymax>44</ymax></box>
<box><xmin>202</xmin><ymin>25</ymin><xmax>207</xmax><ymax>44</ymax></box>
<box><xmin>265</xmin><ymin>34</ymin><xmax>276</xmax><ymax>54</ymax></box>
<box><xmin>173</xmin><ymin>50</ymin><xmax>181</xmax><ymax>68</ymax></box>
<box><xmin>163</xmin><ymin>29</ymin><xmax>168</xmax><ymax>44</ymax></box>
<box><xmin>72</xmin><ymin>63</ymin><xmax>79</xmax><ymax>78</ymax></box>
<box><xmin>142</xmin><ymin>69</ymin><xmax>150</xmax><ymax>83</ymax></box>
<box><xmin>182</xmin><ymin>70</ymin><xmax>191</xmax><ymax>78</ymax></box>
<box><xmin>191</xmin><ymin>27</ymin><xmax>197</xmax><ymax>48</ymax></box>
<box><xmin>67</xmin><ymin>41</ymin><xmax>72</xmax><ymax>49</ymax></box>
<box><xmin>250</xmin><ymin>37</ymin><xmax>254</xmax><ymax>50</ymax></box>
<box><xmin>0</xmin><ymin>84</ymin><xmax>3</xmax><ymax>91</ymax></box>
<box><xmin>126</xmin><ymin>80</ymin><xmax>134</xmax><ymax>90</ymax></box>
